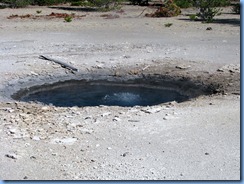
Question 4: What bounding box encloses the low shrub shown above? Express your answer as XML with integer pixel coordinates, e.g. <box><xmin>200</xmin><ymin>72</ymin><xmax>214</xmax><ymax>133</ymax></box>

<box><xmin>70</xmin><ymin>1</ymin><xmax>82</xmax><ymax>5</ymax></box>
<box><xmin>89</xmin><ymin>0</ymin><xmax>122</xmax><ymax>9</ymax></box>
<box><xmin>2</xmin><ymin>0</ymin><xmax>31</xmax><ymax>8</ymax></box>
<box><xmin>164</xmin><ymin>22</ymin><xmax>173</xmax><ymax>27</ymax></box>
<box><xmin>146</xmin><ymin>0</ymin><xmax>181</xmax><ymax>17</ymax></box>
<box><xmin>64</xmin><ymin>15</ymin><xmax>72</xmax><ymax>22</ymax></box>
<box><xmin>194</xmin><ymin>0</ymin><xmax>225</xmax><ymax>23</ymax></box>
<box><xmin>32</xmin><ymin>0</ymin><xmax>66</xmax><ymax>6</ymax></box>
<box><xmin>128</xmin><ymin>0</ymin><xmax>148</xmax><ymax>6</ymax></box>
<box><xmin>189</xmin><ymin>13</ymin><xmax>197</xmax><ymax>21</ymax></box>
<box><xmin>174</xmin><ymin>0</ymin><xmax>193</xmax><ymax>8</ymax></box>
<box><xmin>232</xmin><ymin>3</ymin><xmax>240</xmax><ymax>14</ymax></box>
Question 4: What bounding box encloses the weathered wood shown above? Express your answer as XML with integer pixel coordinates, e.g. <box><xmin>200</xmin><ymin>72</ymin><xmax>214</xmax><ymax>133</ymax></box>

<box><xmin>39</xmin><ymin>55</ymin><xmax>78</xmax><ymax>72</ymax></box>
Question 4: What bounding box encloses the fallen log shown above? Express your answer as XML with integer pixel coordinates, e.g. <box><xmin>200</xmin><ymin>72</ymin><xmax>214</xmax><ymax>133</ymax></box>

<box><xmin>39</xmin><ymin>55</ymin><xmax>78</xmax><ymax>72</ymax></box>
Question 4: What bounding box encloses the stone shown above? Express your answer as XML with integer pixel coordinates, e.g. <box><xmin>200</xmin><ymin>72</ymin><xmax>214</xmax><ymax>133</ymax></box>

<box><xmin>58</xmin><ymin>137</ymin><xmax>77</xmax><ymax>145</ymax></box>
<box><xmin>5</xmin><ymin>153</ymin><xmax>17</xmax><ymax>159</ymax></box>
<box><xmin>141</xmin><ymin>106</ymin><xmax>163</xmax><ymax>114</ymax></box>
<box><xmin>121</xmin><ymin>152</ymin><xmax>129</xmax><ymax>157</ymax></box>
<box><xmin>101</xmin><ymin>112</ymin><xmax>111</xmax><ymax>117</ymax></box>
<box><xmin>9</xmin><ymin>128</ymin><xmax>17</xmax><ymax>134</ymax></box>
<box><xmin>41</xmin><ymin>106</ymin><xmax>50</xmax><ymax>111</ymax></box>
<box><xmin>113</xmin><ymin>117</ymin><xmax>121</xmax><ymax>121</ymax></box>
<box><xmin>32</xmin><ymin>136</ymin><xmax>40</xmax><ymax>141</ymax></box>
<box><xmin>30</xmin><ymin>71</ymin><xmax>39</xmax><ymax>76</ymax></box>
<box><xmin>175</xmin><ymin>65</ymin><xmax>191</xmax><ymax>70</ymax></box>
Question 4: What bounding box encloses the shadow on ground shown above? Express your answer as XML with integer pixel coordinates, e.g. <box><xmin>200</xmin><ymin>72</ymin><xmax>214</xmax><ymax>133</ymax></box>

<box><xmin>178</xmin><ymin>18</ymin><xmax>240</xmax><ymax>27</ymax></box>
<box><xmin>49</xmin><ymin>6</ymin><xmax>98</xmax><ymax>12</ymax></box>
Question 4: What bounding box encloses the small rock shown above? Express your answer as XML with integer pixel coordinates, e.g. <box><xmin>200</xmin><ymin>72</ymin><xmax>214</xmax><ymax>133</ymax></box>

<box><xmin>101</xmin><ymin>112</ymin><xmax>111</xmax><ymax>117</ymax></box>
<box><xmin>84</xmin><ymin>116</ymin><xmax>92</xmax><ymax>120</ymax></box>
<box><xmin>7</xmin><ymin>108</ymin><xmax>15</xmax><ymax>113</ymax></box>
<box><xmin>30</xmin><ymin>71</ymin><xmax>39</xmax><ymax>76</ymax></box>
<box><xmin>206</xmin><ymin>27</ymin><xmax>212</xmax><ymax>30</ymax></box>
<box><xmin>141</xmin><ymin>107</ymin><xmax>163</xmax><ymax>114</ymax></box>
<box><xmin>23</xmin><ymin>176</ymin><xmax>28</xmax><ymax>179</ymax></box>
<box><xmin>9</xmin><ymin>128</ymin><xmax>17</xmax><ymax>134</ymax></box>
<box><xmin>32</xmin><ymin>136</ymin><xmax>40</xmax><ymax>141</ymax></box>
<box><xmin>41</xmin><ymin>106</ymin><xmax>50</xmax><ymax>111</ymax></box>
<box><xmin>30</xmin><ymin>156</ymin><xmax>36</xmax><ymax>159</ymax></box>
<box><xmin>123</xmin><ymin>55</ymin><xmax>131</xmax><ymax>59</ymax></box>
<box><xmin>80</xmin><ymin>128</ymin><xmax>93</xmax><ymax>134</ymax></box>
<box><xmin>50</xmin><ymin>137</ymin><xmax>78</xmax><ymax>145</ymax></box>
<box><xmin>175</xmin><ymin>65</ymin><xmax>191</xmax><ymax>70</ymax></box>
<box><xmin>95</xmin><ymin>64</ymin><xmax>104</xmax><ymax>69</ymax></box>
<box><xmin>5</xmin><ymin>153</ymin><xmax>17</xmax><ymax>159</ymax></box>
<box><xmin>113</xmin><ymin>117</ymin><xmax>121</xmax><ymax>121</ymax></box>
<box><xmin>128</xmin><ymin>119</ymin><xmax>140</xmax><ymax>122</ymax></box>
<box><xmin>121</xmin><ymin>152</ymin><xmax>129</xmax><ymax>157</ymax></box>
<box><xmin>107</xmin><ymin>147</ymin><xmax>112</xmax><ymax>150</ymax></box>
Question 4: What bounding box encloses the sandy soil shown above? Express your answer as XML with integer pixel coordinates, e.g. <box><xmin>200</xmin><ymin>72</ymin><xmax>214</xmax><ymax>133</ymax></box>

<box><xmin>0</xmin><ymin>4</ymin><xmax>240</xmax><ymax>180</ymax></box>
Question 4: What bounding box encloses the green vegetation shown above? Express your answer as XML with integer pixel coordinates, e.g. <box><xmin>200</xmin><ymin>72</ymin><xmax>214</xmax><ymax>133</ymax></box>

<box><xmin>194</xmin><ymin>0</ymin><xmax>226</xmax><ymax>23</ymax></box>
<box><xmin>64</xmin><ymin>15</ymin><xmax>72</xmax><ymax>22</ymax></box>
<box><xmin>70</xmin><ymin>0</ymin><xmax>122</xmax><ymax>10</ymax></box>
<box><xmin>174</xmin><ymin>0</ymin><xmax>193</xmax><ymax>8</ymax></box>
<box><xmin>232</xmin><ymin>3</ymin><xmax>240</xmax><ymax>14</ymax></box>
<box><xmin>164</xmin><ymin>22</ymin><xmax>173</xmax><ymax>27</ymax></box>
<box><xmin>33</xmin><ymin>0</ymin><xmax>66</xmax><ymax>6</ymax></box>
<box><xmin>1</xmin><ymin>0</ymin><xmax>32</xmax><ymax>8</ymax></box>
<box><xmin>36</xmin><ymin>10</ymin><xmax>42</xmax><ymax>13</ymax></box>
<box><xmin>146</xmin><ymin>0</ymin><xmax>181</xmax><ymax>17</ymax></box>
<box><xmin>189</xmin><ymin>14</ymin><xmax>197</xmax><ymax>21</ymax></box>
<box><xmin>128</xmin><ymin>0</ymin><xmax>148</xmax><ymax>5</ymax></box>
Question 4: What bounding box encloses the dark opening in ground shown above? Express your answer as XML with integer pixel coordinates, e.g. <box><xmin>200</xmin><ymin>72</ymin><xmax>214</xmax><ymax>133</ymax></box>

<box><xmin>12</xmin><ymin>80</ymin><xmax>189</xmax><ymax>107</ymax></box>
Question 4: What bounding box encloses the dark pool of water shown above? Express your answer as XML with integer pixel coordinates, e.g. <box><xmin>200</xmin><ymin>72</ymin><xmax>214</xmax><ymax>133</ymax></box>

<box><xmin>16</xmin><ymin>81</ymin><xmax>188</xmax><ymax>107</ymax></box>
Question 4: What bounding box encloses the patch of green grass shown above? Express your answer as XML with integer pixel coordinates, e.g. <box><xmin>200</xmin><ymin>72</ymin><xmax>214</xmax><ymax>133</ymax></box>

<box><xmin>189</xmin><ymin>14</ymin><xmax>197</xmax><ymax>21</ymax></box>
<box><xmin>64</xmin><ymin>15</ymin><xmax>72</xmax><ymax>22</ymax></box>
<box><xmin>164</xmin><ymin>23</ymin><xmax>173</xmax><ymax>27</ymax></box>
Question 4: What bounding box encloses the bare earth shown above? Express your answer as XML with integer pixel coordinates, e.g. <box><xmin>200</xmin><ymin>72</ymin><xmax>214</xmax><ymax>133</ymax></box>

<box><xmin>0</xmin><ymin>5</ymin><xmax>240</xmax><ymax>180</ymax></box>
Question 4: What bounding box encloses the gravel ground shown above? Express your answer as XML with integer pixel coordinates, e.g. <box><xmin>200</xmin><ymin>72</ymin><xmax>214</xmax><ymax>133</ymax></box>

<box><xmin>0</xmin><ymin>4</ymin><xmax>240</xmax><ymax>180</ymax></box>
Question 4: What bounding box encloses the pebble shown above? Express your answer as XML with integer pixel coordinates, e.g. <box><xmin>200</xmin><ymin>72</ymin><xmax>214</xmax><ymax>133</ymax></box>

<box><xmin>141</xmin><ymin>106</ymin><xmax>163</xmax><ymax>114</ymax></box>
<box><xmin>175</xmin><ymin>65</ymin><xmax>191</xmax><ymax>70</ymax></box>
<box><xmin>113</xmin><ymin>117</ymin><xmax>121</xmax><ymax>121</ymax></box>
<box><xmin>5</xmin><ymin>153</ymin><xmax>17</xmax><ymax>159</ymax></box>
<box><xmin>121</xmin><ymin>152</ymin><xmax>129</xmax><ymax>157</ymax></box>
<box><xmin>32</xmin><ymin>136</ymin><xmax>40</xmax><ymax>141</ymax></box>
<box><xmin>41</xmin><ymin>106</ymin><xmax>50</xmax><ymax>111</ymax></box>
<box><xmin>7</xmin><ymin>108</ymin><xmax>15</xmax><ymax>113</ymax></box>
<box><xmin>128</xmin><ymin>119</ymin><xmax>140</xmax><ymax>122</ymax></box>
<box><xmin>101</xmin><ymin>112</ymin><xmax>111</xmax><ymax>117</ymax></box>
<box><xmin>9</xmin><ymin>128</ymin><xmax>17</xmax><ymax>134</ymax></box>
<box><xmin>30</xmin><ymin>156</ymin><xmax>36</xmax><ymax>159</ymax></box>
<box><xmin>30</xmin><ymin>71</ymin><xmax>39</xmax><ymax>76</ymax></box>
<box><xmin>123</xmin><ymin>55</ymin><xmax>131</xmax><ymax>59</ymax></box>
<box><xmin>50</xmin><ymin>137</ymin><xmax>78</xmax><ymax>145</ymax></box>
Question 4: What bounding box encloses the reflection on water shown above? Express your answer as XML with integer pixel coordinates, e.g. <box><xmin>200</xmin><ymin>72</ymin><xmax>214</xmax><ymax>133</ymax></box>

<box><xmin>19</xmin><ymin>82</ymin><xmax>188</xmax><ymax>107</ymax></box>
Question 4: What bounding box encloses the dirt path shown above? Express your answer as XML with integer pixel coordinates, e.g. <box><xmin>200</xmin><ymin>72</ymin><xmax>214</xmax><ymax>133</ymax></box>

<box><xmin>0</xmin><ymin>5</ymin><xmax>240</xmax><ymax>180</ymax></box>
